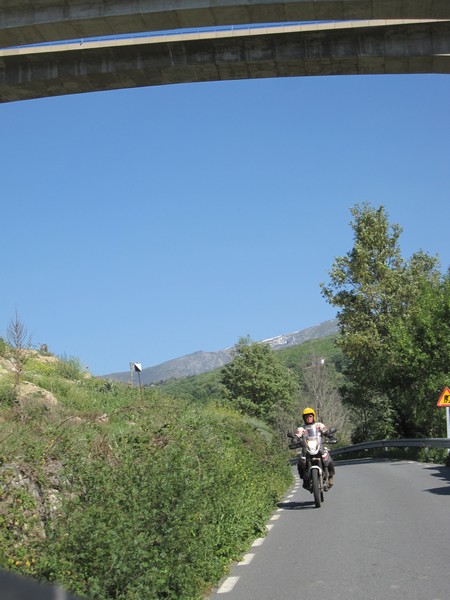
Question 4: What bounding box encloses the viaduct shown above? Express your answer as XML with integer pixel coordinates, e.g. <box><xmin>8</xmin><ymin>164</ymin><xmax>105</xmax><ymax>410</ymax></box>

<box><xmin>1</xmin><ymin>0</ymin><xmax>449</xmax><ymax>102</ymax></box>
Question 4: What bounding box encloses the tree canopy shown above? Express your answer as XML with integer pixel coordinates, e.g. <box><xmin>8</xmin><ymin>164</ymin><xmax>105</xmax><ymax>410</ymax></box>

<box><xmin>220</xmin><ymin>337</ymin><xmax>298</xmax><ymax>426</ymax></box>
<box><xmin>321</xmin><ymin>202</ymin><xmax>449</xmax><ymax>440</ymax></box>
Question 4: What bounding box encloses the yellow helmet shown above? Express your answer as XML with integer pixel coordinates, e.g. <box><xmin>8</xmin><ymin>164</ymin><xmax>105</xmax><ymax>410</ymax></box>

<box><xmin>302</xmin><ymin>407</ymin><xmax>316</xmax><ymax>422</ymax></box>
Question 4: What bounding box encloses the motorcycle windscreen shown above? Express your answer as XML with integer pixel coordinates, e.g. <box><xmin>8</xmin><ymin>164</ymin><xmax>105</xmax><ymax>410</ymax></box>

<box><xmin>304</xmin><ymin>424</ymin><xmax>318</xmax><ymax>438</ymax></box>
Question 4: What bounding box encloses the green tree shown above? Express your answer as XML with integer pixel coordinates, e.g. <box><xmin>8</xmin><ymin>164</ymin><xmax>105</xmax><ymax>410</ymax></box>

<box><xmin>321</xmin><ymin>203</ymin><xmax>406</xmax><ymax>371</ymax></box>
<box><xmin>321</xmin><ymin>202</ymin><xmax>443</xmax><ymax>440</ymax></box>
<box><xmin>220</xmin><ymin>337</ymin><xmax>298</xmax><ymax>426</ymax></box>
<box><xmin>383</xmin><ymin>272</ymin><xmax>450</xmax><ymax>437</ymax></box>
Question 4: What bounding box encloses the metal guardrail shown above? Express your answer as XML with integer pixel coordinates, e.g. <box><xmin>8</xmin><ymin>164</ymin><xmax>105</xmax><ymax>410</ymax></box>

<box><xmin>331</xmin><ymin>438</ymin><xmax>450</xmax><ymax>457</ymax></box>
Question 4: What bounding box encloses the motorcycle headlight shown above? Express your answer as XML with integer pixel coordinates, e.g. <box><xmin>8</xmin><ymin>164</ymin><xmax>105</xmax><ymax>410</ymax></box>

<box><xmin>307</xmin><ymin>440</ymin><xmax>319</xmax><ymax>452</ymax></box>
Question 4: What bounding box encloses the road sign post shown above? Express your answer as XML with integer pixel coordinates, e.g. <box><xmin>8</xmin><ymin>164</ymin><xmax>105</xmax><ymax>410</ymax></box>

<box><xmin>133</xmin><ymin>363</ymin><xmax>143</xmax><ymax>401</ymax></box>
<box><xmin>447</xmin><ymin>406</ymin><xmax>450</xmax><ymax>453</ymax></box>
<box><xmin>437</xmin><ymin>387</ymin><xmax>450</xmax><ymax>454</ymax></box>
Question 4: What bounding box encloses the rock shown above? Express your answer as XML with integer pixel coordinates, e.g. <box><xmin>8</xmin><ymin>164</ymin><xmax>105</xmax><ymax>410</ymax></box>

<box><xmin>18</xmin><ymin>382</ymin><xmax>58</xmax><ymax>409</ymax></box>
<box><xmin>0</xmin><ymin>357</ymin><xmax>14</xmax><ymax>373</ymax></box>
<box><xmin>0</xmin><ymin>464</ymin><xmax>47</xmax><ymax>541</ymax></box>
<box><xmin>0</xmin><ymin>460</ymin><xmax>67</xmax><ymax>544</ymax></box>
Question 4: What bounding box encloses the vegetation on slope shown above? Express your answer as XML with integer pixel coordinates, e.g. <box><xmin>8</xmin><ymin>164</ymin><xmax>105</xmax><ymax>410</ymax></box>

<box><xmin>0</xmin><ymin>343</ymin><xmax>291</xmax><ymax>599</ymax></box>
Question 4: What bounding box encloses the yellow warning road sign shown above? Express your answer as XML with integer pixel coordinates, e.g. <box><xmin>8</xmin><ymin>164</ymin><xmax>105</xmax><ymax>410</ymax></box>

<box><xmin>437</xmin><ymin>387</ymin><xmax>450</xmax><ymax>407</ymax></box>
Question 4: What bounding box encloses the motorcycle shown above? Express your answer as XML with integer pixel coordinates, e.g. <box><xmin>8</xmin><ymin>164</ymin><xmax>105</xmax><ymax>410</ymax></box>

<box><xmin>287</xmin><ymin>426</ymin><xmax>337</xmax><ymax>508</ymax></box>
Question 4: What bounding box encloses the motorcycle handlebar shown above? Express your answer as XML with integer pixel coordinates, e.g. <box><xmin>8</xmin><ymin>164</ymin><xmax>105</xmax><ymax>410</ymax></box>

<box><xmin>287</xmin><ymin>430</ymin><xmax>338</xmax><ymax>448</ymax></box>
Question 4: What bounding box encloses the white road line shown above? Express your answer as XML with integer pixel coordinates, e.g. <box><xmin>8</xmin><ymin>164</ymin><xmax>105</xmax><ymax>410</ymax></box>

<box><xmin>216</xmin><ymin>486</ymin><xmax>291</xmax><ymax>593</ymax></box>
<box><xmin>216</xmin><ymin>494</ymin><xmax>289</xmax><ymax>594</ymax></box>
<box><xmin>252</xmin><ymin>537</ymin><xmax>265</xmax><ymax>546</ymax></box>
<box><xmin>217</xmin><ymin>576</ymin><xmax>240</xmax><ymax>594</ymax></box>
<box><xmin>237</xmin><ymin>553</ymin><xmax>255</xmax><ymax>565</ymax></box>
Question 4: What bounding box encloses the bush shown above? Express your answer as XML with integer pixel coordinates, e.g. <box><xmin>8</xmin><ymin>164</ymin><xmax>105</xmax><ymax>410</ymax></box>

<box><xmin>0</xmin><ymin>381</ymin><xmax>17</xmax><ymax>407</ymax></box>
<box><xmin>36</xmin><ymin>400</ymin><xmax>291</xmax><ymax>599</ymax></box>
<box><xmin>0</xmin><ymin>338</ymin><xmax>8</xmax><ymax>358</ymax></box>
<box><xmin>417</xmin><ymin>447</ymin><xmax>449</xmax><ymax>464</ymax></box>
<box><xmin>55</xmin><ymin>355</ymin><xmax>84</xmax><ymax>381</ymax></box>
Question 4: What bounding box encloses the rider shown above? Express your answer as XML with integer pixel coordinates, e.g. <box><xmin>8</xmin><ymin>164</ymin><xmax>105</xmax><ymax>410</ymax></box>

<box><xmin>295</xmin><ymin>407</ymin><xmax>335</xmax><ymax>489</ymax></box>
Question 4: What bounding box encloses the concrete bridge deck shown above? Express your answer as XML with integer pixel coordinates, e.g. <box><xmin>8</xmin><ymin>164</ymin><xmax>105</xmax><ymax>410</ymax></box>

<box><xmin>1</xmin><ymin>0</ymin><xmax>450</xmax><ymax>48</ymax></box>
<box><xmin>1</xmin><ymin>19</ymin><xmax>449</xmax><ymax>103</ymax></box>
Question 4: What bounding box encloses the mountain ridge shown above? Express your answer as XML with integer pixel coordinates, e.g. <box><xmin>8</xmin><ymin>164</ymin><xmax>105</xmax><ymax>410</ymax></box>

<box><xmin>103</xmin><ymin>319</ymin><xmax>338</xmax><ymax>386</ymax></box>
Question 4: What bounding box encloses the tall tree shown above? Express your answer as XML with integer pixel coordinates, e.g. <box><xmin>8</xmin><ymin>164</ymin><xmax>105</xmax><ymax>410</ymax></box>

<box><xmin>321</xmin><ymin>202</ymin><xmax>444</xmax><ymax>439</ymax></box>
<box><xmin>321</xmin><ymin>203</ymin><xmax>405</xmax><ymax>371</ymax></box>
<box><xmin>320</xmin><ymin>202</ymin><xmax>407</xmax><ymax>433</ymax></box>
<box><xmin>220</xmin><ymin>337</ymin><xmax>298</xmax><ymax>426</ymax></box>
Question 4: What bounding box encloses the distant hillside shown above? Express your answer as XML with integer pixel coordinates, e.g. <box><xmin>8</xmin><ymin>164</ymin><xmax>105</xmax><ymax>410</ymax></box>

<box><xmin>157</xmin><ymin>332</ymin><xmax>343</xmax><ymax>405</ymax></box>
<box><xmin>102</xmin><ymin>319</ymin><xmax>338</xmax><ymax>386</ymax></box>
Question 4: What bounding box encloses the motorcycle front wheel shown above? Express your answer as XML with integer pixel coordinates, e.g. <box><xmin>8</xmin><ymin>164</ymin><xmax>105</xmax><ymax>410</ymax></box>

<box><xmin>311</xmin><ymin>469</ymin><xmax>321</xmax><ymax>508</ymax></box>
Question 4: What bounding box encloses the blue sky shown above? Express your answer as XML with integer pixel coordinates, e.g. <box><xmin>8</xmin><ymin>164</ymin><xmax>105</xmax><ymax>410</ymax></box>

<box><xmin>1</xmin><ymin>73</ymin><xmax>449</xmax><ymax>376</ymax></box>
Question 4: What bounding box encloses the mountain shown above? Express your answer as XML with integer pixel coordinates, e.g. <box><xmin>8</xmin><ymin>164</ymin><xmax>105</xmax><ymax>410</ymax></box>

<box><xmin>258</xmin><ymin>319</ymin><xmax>338</xmax><ymax>350</ymax></box>
<box><xmin>102</xmin><ymin>319</ymin><xmax>338</xmax><ymax>386</ymax></box>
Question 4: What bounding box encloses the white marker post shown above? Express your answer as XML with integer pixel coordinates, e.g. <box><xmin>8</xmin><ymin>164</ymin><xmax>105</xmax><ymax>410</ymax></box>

<box><xmin>133</xmin><ymin>362</ymin><xmax>143</xmax><ymax>400</ymax></box>
<box><xmin>437</xmin><ymin>387</ymin><xmax>450</xmax><ymax>455</ymax></box>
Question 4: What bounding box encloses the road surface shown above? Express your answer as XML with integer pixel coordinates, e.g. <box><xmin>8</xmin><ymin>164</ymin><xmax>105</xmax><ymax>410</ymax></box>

<box><xmin>208</xmin><ymin>458</ymin><xmax>450</xmax><ymax>600</ymax></box>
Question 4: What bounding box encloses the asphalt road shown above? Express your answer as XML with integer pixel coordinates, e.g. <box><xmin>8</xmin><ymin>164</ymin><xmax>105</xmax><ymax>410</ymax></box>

<box><xmin>208</xmin><ymin>458</ymin><xmax>450</xmax><ymax>600</ymax></box>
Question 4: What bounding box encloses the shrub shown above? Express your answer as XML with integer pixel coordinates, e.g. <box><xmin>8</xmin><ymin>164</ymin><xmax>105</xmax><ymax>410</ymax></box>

<box><xmin>36</xmin><ymin>399</ymin><xmax>291</xmax><ymax>599</ymax></box>
<box><xmin>417</xmin><ymin>447</ymin><xmax>449</xmax><ymax>464</ymax></box>
<box><xmin>0</xmin><ymin>381</ymin><xmax>17</xmax><ymax>407</ymax></box>
<box><xmin>55</xmin><ymin>355</ymin><xmax>84</xmax><ymax>381</ymax></box>
<box><xmin>0</xmin><ymin>337</ymin><xmax>8</xmax><ymax>358</ymax></box>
